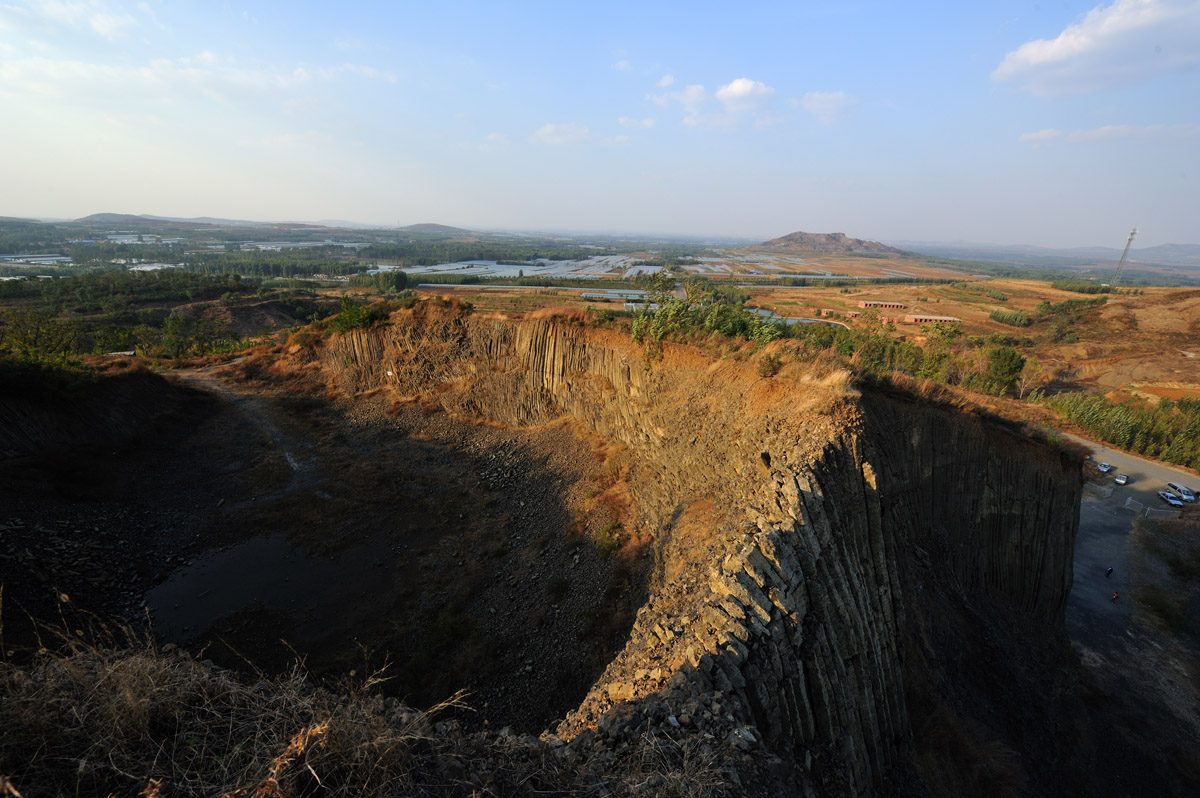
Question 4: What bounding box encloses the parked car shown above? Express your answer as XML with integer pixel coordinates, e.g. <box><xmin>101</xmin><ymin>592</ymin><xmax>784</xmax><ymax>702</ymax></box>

<box><xmin>1166</xmin><ymin>481</ymin><xmax>1195</xmax><ymax>502</ymax></box>
<box><xmin>1157</xmin><ymin>490</ymin><xmax>1184</xmax><ymax>508</ymax></box>
<box><xmin>1114</xmin><ymin>474</ymin><xmax>1129</xmax><ymax>486</ymax></box>
<box><xmin>1097</xmin><ymin>462</ymin><xmax>1114</xmax><ymax>473</ymax></box>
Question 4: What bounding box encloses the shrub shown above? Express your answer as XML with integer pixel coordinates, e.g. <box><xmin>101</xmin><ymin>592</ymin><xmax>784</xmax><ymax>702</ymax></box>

<box><xmin>989</xmin><ymin>309</ymin><xmax>1030</xmax><ymax>327</ymax></box>
<box><xmin>757</xmin><ymin>352</ymin><xmax>782</xmax><ymax>377</ymax></box>
<box><xmin>953</xmin><ymin>282</ymin><xmax>1008</xmax><ymax>301</ymax></box>
<box><xmin>1050</xmin><ymin>280</ymin><xmax>1111</xmax><ymax>294</ymax></box>
<box><xmin>595</xmin><ymin>522</ymin><xmax>622</xmax><ymax>554</ymax></box>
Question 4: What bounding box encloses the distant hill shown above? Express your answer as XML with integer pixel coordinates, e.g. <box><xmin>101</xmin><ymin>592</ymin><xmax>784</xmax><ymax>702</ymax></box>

<box><xmin>400</xmin><ymin>223</ymin><xmax>472</xmax><ymax>235</ymax></box>
<box><xmin>757</xmin><ymin>231</ymin><xmax>904</xmax><ymax>255</ymax></box>
<box><xmin>142</xmin><ymin>215</ymin><xmax>266</xmax><ymax>228</ymax></box>
<box><xmin>74</xmin><ymin>213</ymin><xmax>159</xmax><ymax>225</ymax></box>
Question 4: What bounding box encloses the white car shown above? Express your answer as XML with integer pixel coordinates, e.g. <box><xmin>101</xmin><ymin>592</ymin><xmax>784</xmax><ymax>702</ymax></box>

<box><xmin>1114</xmin><ymin>474</ymin><xmax>1129</xmax><ymax>486</ymax></box>
<box><xmin>1166</xmin><ymin>481</ymin><xmax>1195</xmax><ymax>502</ymax></box>
<box><xmin>1157</xmin><ymin>490</ymin><xmax>1184</xmax><ymax>508</ymax></box>
<box><xmin>1097</xmin><ymin>462</ymin><xmax>1114</xmax><ymax>473</ymax></box>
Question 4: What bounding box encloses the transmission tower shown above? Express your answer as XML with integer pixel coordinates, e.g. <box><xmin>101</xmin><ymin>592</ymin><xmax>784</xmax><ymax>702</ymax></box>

<box><xmin>1110</xmin><ymin>227</ymin><xmax>1137</xmax><ymax>287</ymax></box>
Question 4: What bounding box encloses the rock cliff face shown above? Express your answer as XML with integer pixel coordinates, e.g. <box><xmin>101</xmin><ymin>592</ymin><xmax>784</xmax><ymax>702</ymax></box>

<box><xmin>320</xmin><ymin>306</ymin><xmax>1083</xmax><ymax>795</ymax></box>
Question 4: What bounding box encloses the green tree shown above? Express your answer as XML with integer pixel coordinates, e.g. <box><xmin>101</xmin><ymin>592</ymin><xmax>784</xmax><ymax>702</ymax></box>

<box><xmin>161</xmin><ymin>310</ymin><xmax>192</xmax><ymax>358</ymax></box>
<box><xmin>984</xmin><ymin>346</ymin><xmax>1025</xmax><ymax>395</ymax></box>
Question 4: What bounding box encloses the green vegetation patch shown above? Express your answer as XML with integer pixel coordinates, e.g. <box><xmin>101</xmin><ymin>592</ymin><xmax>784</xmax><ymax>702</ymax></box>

<box><xmin>1042</xmin><ymin>393</ymin><xmax>1200</xmax><ymax>469</ymax></box>
<box><xmin>989</xmin><ymin>309</ymin><xmax>1030</xmax><ymax>327</ymax></box>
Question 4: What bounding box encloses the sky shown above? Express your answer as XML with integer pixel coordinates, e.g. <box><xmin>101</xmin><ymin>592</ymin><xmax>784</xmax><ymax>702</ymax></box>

<box><xmin>0</xmin><ymin>1</ymin><xmax>1197</xmax><ymax>247</ymax></box>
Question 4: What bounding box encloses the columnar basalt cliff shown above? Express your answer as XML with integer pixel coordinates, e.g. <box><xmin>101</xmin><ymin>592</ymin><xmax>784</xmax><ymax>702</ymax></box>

<box><xmin>318</xmin><ymin>306</ymin><xmax>1084</xmax><ymax>795</ymax></box>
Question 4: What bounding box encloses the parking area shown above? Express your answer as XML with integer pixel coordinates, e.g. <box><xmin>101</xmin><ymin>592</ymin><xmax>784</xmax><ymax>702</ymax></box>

<box><xmin>1065</xmin><ymin>433</ymin><xmax>1196</xmax><ymax>647</ymax></box>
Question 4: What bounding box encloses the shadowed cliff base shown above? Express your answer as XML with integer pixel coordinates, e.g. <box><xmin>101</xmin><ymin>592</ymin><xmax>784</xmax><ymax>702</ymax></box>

<box><xmin>0</xmin><ymin>298</ymin><xmax>1165</xmax><ymax>796</ymax></box>
<box><xmin>0</xmin><ymin>357</ymin><xmax>648</xmax><ymax>735</ymax></box>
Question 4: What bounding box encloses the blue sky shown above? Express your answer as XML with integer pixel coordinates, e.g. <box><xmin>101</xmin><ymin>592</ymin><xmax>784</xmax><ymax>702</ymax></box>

<box><xmin>1</xmin><ymin>1</ymin><xmax>1197</xmax><ymax>246</ymax></box>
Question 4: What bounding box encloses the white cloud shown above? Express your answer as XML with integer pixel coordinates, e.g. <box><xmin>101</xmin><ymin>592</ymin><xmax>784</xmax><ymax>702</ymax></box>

<box><xmin>618</xmin><ymin>116</ymin><xmax>656</xmax><ymax>129</ymax></box>
<box><xmin>603</xmin><ymin>135</ymin><xmax>631</xmax><ymax>145</ymax></box>
<box><xmin>993</xmin><ymin>0</ymin><xmax>1200</xmax><ymax>97</ymax></box>
<box><xmin>796</xmin><ymin>90</ymin><xmax>856</xmax><ymax>124</ymax></box>
<box><xmin>714</xmin><ymin>78</ymin><xmax>776</xmax><ymax>114</ymax></box>
<box><xmin>0</xmin><ymin>0</ymin><xmax>137</xmax><ymax>37</ymax></box>
<box><xmin>613</xmin><ymin>59</ymin><xmax>631</xmax><ymax>71</ymax></box>
<box><xmin>89</xmin><ymin>9</ymin><xmax>135</xmax><ymax>36</ymax></box>
<box><xmin>529</xmin><ymin>122</ymin><xmax>589</xmax><ymax>145</ymax></box>
<box><xmin>1018</xmin><ymin>128</ymin><xmax>1063</xmax><ymax>142</ymax></box>
<box><xmin>647</xmin><ymin>78</ymin><xmax>777</xmax><ymax>127</ymax></box>
<box><xmin>657</xmin><ymin>74</ymin><xmax>675</xmax><ymax>87</ymax></box>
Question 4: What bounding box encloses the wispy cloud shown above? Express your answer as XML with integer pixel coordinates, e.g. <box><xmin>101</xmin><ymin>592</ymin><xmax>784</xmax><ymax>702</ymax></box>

<box><xmin>657</xmin><ymin>74</ymin><xmax>674</xmax><ymax>87</ymax></box>
<box><xmin>613</xmin><ymin>59</ymin><xmax>631</xmax><ymax>71</ymax></box>
<box><xmin>676</xmin><ymin>84</ymin><xmax>710</xmax><ymax>125</ymax></box>
<box><xmin>529</xmin><ymin>122</ymin><xmax>590</xmax><ymax>145</ymax></box>
<box><xmin>1068</xmin><ymin>122</ymin><xmax>1200</xmax><ymax>139</ymax></box>
<box><xmin>993</xmin><ymin>0</ymin><xmax>1200</xmax><ymax>97</ymax></box>
<box><xmin>0</xmin><ymin>53</ymin><xmax>397</xmax><ymax>105</ymax></box>
<box><xmin>0</xmin><ymin>0</ymin><xmax>138</xmax><ymax>37</ymax></box>
<box><xmin>618</xmin><ymin>116</ymin><xmax>655</xmax><ymax>129</ymax></box>
<box><xmin>794</xmin><ymin>90</ymin><xmax>856</xmax><ymax>124</ymax></box>
<box><xmin>1019</xmin><ymin>123</ymin><xmax>1200</xmax><ymax>142</ymax></box>
<box><xmin>478</xmin><ymin>132</ymin><xmax>509</xmax><ymax>152</ymax></box>
<box><xmin>1018</xmin><ymin>128</ymin><xmax>1063</xmax><ymax>143</ymax></box>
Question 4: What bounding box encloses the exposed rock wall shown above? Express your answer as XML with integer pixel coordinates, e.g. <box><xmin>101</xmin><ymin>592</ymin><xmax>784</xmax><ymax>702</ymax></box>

<box><xmin>322</xmin><ymin>309</ymin><xmax>1082</xmax><ymax>795</ymax></box>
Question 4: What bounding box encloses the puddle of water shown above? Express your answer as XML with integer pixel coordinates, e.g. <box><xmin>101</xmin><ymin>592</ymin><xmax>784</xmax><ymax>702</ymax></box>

<box><xmin>145</xmin><ymin>532</ymin><xmax>404</xmax><ymax>644</ymax></box>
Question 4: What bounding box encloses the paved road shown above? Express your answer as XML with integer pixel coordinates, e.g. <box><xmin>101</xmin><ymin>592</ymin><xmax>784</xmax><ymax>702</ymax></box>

<box><xmin>1064</xmin><ymin>432</ymin><xmax>1198</xmax><ymax>647</ymax></box>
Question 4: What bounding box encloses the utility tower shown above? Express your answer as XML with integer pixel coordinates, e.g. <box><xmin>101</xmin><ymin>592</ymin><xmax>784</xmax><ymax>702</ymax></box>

<box><xmin>1110</xmin><ymin>228</ymin><xmax>1137</xmax><ymax>287</ymax></box>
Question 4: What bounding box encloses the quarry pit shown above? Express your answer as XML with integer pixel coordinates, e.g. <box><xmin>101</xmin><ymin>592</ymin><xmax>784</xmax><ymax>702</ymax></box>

<box><xmin>1</xmin><ymin>300</ymin><xmax>1143</xmax><ymax>795</ymax></box>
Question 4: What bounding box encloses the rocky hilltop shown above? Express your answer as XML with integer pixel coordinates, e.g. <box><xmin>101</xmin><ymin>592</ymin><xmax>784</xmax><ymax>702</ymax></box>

<box><xmin>756</xmin><ymin>231</ymin><xmax>905</xmax><ymax>255</ymax></box>
<box><xmin>313</xmin><ymin>304</ymin><xmax>1086</xmax><ymax>794</ymax></box>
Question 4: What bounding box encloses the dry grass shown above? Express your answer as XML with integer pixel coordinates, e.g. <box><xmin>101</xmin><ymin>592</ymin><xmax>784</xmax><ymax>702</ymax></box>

<box><xmin>526</xmin><ymin>305</ymin><xmax>590</xmax><ymax>324</ymax></box>
<box><xmin>1</xmin><ymin>619</ymin><xmax>461</xmax><ymax>797</ymax></box>
<box><xmin>0</xmin><ymin>614</ymin><xmax>730</xmax><ymax>797</ymax></box>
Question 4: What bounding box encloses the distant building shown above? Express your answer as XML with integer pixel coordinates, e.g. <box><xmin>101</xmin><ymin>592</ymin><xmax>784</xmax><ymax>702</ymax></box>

<box><xmin>857</xmin><ymin>300</ymin><xmax>905</xmax><ymax>309</ymax></box>
<box><xmin>903</xmin><ymin>314</ymin><xmax>960</xmax><ymax>324</ymax></box>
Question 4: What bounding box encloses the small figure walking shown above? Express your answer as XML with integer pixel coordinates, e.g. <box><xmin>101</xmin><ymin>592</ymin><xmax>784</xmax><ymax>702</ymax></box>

<box><xmin>1112</xmin><ymin>591</ymin><xmax>1119</xmax><ymax>603</ymax></box>
<box><xmin>1106</xmin><ymin>567</ymin><xmax>1113</xmax><ymax>578</ymax></box>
